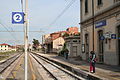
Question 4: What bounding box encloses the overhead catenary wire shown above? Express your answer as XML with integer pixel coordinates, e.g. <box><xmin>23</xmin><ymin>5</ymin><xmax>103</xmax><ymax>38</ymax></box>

<box><xmin>49</xmin><ymin>0</ymin><xmax>76</xmax><ymax>26</ymax></box>
<box><xmin>0</xmin><ymin>30</ymin><xmax>44</xmax><ymax>32</ymax></box>
<box><xmin>0</xmin><ymin>22</ymin><xmax>18</xmax><ymax>42</ymax></box>
<box><xmin>0</xmin><ymin>0</ymin><xmax>24</xmax><ymax>44</ymax></box>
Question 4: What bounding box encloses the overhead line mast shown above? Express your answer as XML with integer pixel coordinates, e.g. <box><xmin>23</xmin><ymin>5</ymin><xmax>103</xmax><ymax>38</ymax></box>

<box><xmin>24</xmin><ymin>0</ymin><xmax>28</xmax><ymax>80</ymax></box>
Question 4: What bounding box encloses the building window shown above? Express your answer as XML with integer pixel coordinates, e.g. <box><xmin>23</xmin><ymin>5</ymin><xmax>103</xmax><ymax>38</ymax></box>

<box><xmin>73</xmin><ymin>40</ymin><xmax>77</xmax><ymax>42</ymax></box>
<box><xmin>98</xmin><ymin>0</ymin><xmax>103</xmax><ymax>6</ymax></box>
<box><xmin>85</xmin><ymin>0</ymin><xmax>88</xmax><ymax>13</ymax></box>
<box><xmin>5</xmin><ymin>45</ymin><xmax>6</xmax><ymax>47</ymax></box>
<box><xmin>5</xmin><ymin>49</ymin><xmax>6</xmax><ymax>50</ymax></box>
<box><xmin>1</xmin><ymin>46</ymin><xmax>2</xmax><ymax>47</ymax></box>
<box><xmin>114</xmin><ymin>0</ymin><xmax>120</xmax><ymax>3</ymax></box>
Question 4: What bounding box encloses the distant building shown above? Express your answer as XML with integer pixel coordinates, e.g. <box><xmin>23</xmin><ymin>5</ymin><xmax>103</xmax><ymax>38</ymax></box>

<box><xmin>66</xmin><ymin>27</ymin><xmax>79</xmax><ymax>34</ymax></box>
<box><xmin>0</xmin><ymin>43</ymin><xmax>16</xmax><ymax>52</ymax></box>
<box><xmin>65</xmin><ymin>36</ymin><xmax>81</xmax><ymax>58</ymax></box>
<box><xmin>53</xmin><ymin>37</ymin><xmax>65</xmax><ymax>53</ymax></box>
<box><xmin>9</xmin><ymin>46</ymin><xmax>16</xmax><ymax>51</ymax></box>
<box><xmin>16</xmin><ymin>45</ymin><xmax>24</xmax><ymax>51</ymax></box>
<box><xmin>0</xmin><ymin>43</ymin><xmax>9</xmax><ymax>52</ymax></box>
<box><xmin>28</xmin><ymin>44</ymin><xmax>33</xmax><ymax>51</ymax></box>
<box><xmin>80</xmin><ymin>0</ymin><xmax>120</xmax><ymax>65</ymax></box>
<box><xmin>43</xmin><ymin>27</ymin><xmax>79</xmax><ymax>53</ymax></box>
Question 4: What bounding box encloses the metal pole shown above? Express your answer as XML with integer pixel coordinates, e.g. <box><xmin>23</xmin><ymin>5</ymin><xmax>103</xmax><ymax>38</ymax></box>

<box><xmin>24</xmin><ymin>0</ymin><xmax>28</xmax><ymax>80</ymax></box>
<box><xmin>92</xmin><ymin>0</ymin><xmax>95</xmax><ymax>51</ymax></box>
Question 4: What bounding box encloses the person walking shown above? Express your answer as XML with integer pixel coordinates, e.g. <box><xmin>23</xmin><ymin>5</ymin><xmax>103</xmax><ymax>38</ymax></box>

<box><xmin>90</xmin><ymin>51</ymin><xmax>96</xmax><ymax>73</ymax></box>
<box><xmin>65</xmin><ymin>49</ymin><xmax>69</xmax><ymax>59</ymax></box>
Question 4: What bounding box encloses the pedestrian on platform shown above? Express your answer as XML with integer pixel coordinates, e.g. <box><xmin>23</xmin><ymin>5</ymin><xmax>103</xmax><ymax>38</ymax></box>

<box><xmin>65</xmin><ymin>49</ymin><xmax>69</xmax><ymax>59</ymax></box>
<box><xmin>90</xmin><ymin>51</ymin><xmax>96</xmax><ymax>73</ymax></box>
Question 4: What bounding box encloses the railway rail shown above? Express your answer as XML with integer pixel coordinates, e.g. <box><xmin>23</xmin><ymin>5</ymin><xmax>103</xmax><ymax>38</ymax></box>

<box><xmin>30</xmin><ymin>53</ymin><xmax>86</xmax><ymax>80</ymax></box>
<box><xmin>0</xmin><ymin>53</ymin><xmax>22</xmax><ymax>74</ymax></box>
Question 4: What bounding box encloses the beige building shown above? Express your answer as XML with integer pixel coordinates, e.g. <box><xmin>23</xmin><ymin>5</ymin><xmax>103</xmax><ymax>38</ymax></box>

<box><xmin>65</xmin><ymin>36</ymin><xmax>81</xmax><ymax>58</ymax></box>
<box><xmin>80</xmin><ymin>0</ymin><xmax>120</xmax><ymax>65</ymax></box>
<box><xmin>53</xmin><ymin>37</ymin><xmax>65</xmax><ymax>53</ymax></box>
<box><xmin>9</xmin><ymin>46</ymin><xmax>17</xmax><ymax>51</ymax></box>
<box><xmin>42</xmin><ymin>34</ymin><xmax>53</xmax><ymax>53</ymax></box>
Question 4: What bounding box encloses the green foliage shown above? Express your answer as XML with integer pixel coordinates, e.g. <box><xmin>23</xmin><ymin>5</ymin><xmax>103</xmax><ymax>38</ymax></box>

<box><xmin>0</xmin><ymin>56</ymin><xmax>8</xmax><ymax>61</ymax></box>
<box><xmin>0</xmin><ymin>51</ymin><xmax>16</xmax><ymax>55</ymax></box>
<box><xmin>32</xmin><ymin>39</ymin><xmax>40</xmax><ymax>50</ymax></box>
<box><xmin>0</xmin><ymin>51</ymin><xmax>16</xmax><ymax>61</ymax></box>
<box><xmin>17</xmin><ymin>47</ymin><xmax>24</xmax><ymax>52</ymax></box>
<box><xmin>74</xmin><ymin>33</ymin><xmax>80</xmax><ymax>36</ymax></box>
<box><xmin>58</xmin><ymin>43</ymin><xmax>68</xmax><ymax>56</ymax></box>
<box><xmin>62</xmin><ymin>43</ymin><xmax>67</xmax><ymax>50</ymax></box>
<box><xmin>62</xmin><ymin>33</ymin><xmax>69</xmax><ymax>37</ymax></box>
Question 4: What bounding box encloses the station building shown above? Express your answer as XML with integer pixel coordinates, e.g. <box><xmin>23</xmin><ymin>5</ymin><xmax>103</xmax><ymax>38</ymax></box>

<box><xmin>65</xmin><ymin>36</ymin><xmax>81</xmax><ymax>58</ymax></box>
<box><xmin>80</xmin><ymin>0</ymin><xmax>120</xmax><ymax>65</ymax></box>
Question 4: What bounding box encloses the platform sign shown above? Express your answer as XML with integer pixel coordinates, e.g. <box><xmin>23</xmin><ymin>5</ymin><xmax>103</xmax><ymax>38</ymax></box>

<box><xmin>12</xmin><ymin>12</ymin><xmax>24</xmax><ymax>24</ymax></box>
<box><xmin>82</xmin><ymin>44</ymin><xmax>85</xmax><ymax>53</ymax></box>
<box><xmin>95</xmin><ymin>20</ymin><xmax>106</xmax><ymax>28</ymax></box>
<box><xmin>100</xmin><ymin>36</ymin><xmax>105</xmax><ymax>40</ymax></box>
<box><xmin>111</xmin><ymin>34</ymin><xmax>116</xmax><ymax>39</ymax></box>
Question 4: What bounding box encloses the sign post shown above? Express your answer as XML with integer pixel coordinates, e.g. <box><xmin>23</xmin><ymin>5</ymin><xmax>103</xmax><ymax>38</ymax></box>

<box><xmin>12</xmin><ymin>1</ymin><xmax>28</xmax><ymax>80</ymax></box>
<box><xmin>24</xmin><ymin>0</ymin><xmax>28</xmax><ymax>80</ymax></box>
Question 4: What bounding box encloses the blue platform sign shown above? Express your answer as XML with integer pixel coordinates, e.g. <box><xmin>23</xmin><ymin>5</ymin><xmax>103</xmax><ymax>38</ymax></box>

<box><xmin>111</xmin><ymin>34</ymin><xmax>116</xmax><ymax>39</ymax></box>
<box><xmin>95</xmin><ymin>20</ymin><xmax>106</xmax><ymax>28</ymax></box>
<box><xmin>12</xmin><ymin>12</ymin><xmax>24</xmax><ymax>24</ymax></box>
<box><xmin>100</xmin><ymin>36</ymin><xmax>105</xmax><ymax>40</ymax></box>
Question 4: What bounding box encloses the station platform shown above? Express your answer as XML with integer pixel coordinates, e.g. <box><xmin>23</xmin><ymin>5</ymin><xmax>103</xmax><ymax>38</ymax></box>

<box><xmin>35</xmin><ymin>52</ymin><xmax>120</xmax><ymax>80</ymax></box>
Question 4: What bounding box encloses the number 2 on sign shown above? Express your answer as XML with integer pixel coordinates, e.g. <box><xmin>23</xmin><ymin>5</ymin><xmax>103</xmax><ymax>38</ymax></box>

<box><xmin>13</xmin><ymin>14</ymin><xmax>22</xmax><ymax>22</ymax></box>
<box><xmin>16</xmin><ymin>15</ymin><xmax>20</xmax><ymax>20</ymax></box>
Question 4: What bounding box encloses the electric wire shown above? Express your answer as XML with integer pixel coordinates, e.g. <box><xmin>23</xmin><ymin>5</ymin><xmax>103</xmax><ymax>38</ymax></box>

<box><xmin>0</xmin><ymin>0</ymin><xmax>24</xmax><ymax>44</ymax></box>
<box><xmin>0</xmin><ymin>22</ymin><xmax>18</xmax><ymax>42</ymax></box>
<box><xmin>49</xmin><ymin>0</ymin><xmax>76</xmax><ymax>26</ymax></box>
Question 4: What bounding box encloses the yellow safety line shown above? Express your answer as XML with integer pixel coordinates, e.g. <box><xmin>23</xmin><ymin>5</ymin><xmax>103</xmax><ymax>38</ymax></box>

<box><xmin>12</xmin><ymin>55</ymin><xmax>24</xmax><ymax>79</ymax></box>
<box><xmin>29</xmin><ymin>55</ymin><xmax>36</xmax><ymax>80</ymax></box>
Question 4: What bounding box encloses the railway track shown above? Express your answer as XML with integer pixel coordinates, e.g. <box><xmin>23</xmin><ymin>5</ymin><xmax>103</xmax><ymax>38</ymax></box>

<box><xmin>30</xmin><ymin>53</ymin><xmax>85</xmax><ymax>80</ymax></box>
<box><xmin>0</xmin><ymin>53</ymin><xmax>22</xmax><ymax>74</ymax></box>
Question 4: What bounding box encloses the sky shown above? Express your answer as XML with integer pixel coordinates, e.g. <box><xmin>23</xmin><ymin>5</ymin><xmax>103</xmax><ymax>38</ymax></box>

<box><xmin>0</xmin><ymin>0</ymin><xmax>80</xmax><ymax>45</ymax></box>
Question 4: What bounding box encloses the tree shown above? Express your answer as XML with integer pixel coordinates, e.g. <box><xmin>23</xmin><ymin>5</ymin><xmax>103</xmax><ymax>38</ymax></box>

<box><xmin>62</xmin><ymin>32</ymin><xmax>69</xmax><ymax>37</ymax></box>
<box><xmin>74</xmin><ymin>32</ymin><xmax>80</xmax><ymax>36</ymax></box>
<box><xmin>32</xmin><ymin>39</ymin><xmax>40</xmax><ymax>50</ymax></box>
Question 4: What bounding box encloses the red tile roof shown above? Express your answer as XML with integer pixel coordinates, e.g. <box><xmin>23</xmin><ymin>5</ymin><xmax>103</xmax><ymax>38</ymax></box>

<box><xmin>0</xmin><ymin>43</ymin><xmax>9</xmax><ymax>46</ymax></box>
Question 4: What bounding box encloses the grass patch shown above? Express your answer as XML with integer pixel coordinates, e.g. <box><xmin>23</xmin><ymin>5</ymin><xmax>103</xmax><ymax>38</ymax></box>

<box><xmin>0</xmin><ymin>56</ymin><xmax>8</xmax><ymax>61</ymax></box>
<box><xmin>0</xmin><ymin>51</ymin><xmax>17</xmax><ymax>61</ymax></box>
<box><xmin>0</xmin><ymin>51</ymin><xmax>16</xmax><ymax>55</ymax></box>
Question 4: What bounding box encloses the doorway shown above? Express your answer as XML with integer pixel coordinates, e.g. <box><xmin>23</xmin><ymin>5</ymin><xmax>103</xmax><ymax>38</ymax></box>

<box><xmin>85</xmin><ymin>34</ymin><xmax>89</xmax><ymax>61</ymax></box>
<box><xmin>98</xmin><ymin>30</ymin><xmax>104</xmax><ymax>63</ymax></box>
<box><xmin>73</xmin><ymin>46</ymin><xmax>77</xmax><ymax>57</ymax></box>
<box><xmin>118</xmin><ymin>26</ymin><xmax>120</xmax><ymax>65</ymax></box>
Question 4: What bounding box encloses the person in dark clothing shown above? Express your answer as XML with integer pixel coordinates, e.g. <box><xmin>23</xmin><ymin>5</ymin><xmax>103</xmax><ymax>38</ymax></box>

<box><xmin>65</xmin><ymin>49</ymin><xmax>69</xmax><ymax>59</ymax></box>
<box><xmin>90</xmin><ymin>51</ymin><xmax>96</xmax><ymax>73</ymax></box>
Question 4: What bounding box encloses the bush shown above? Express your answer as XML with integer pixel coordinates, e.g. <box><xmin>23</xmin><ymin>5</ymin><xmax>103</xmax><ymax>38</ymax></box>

<box><xmin>58</xmin><ymin>50</ymin><xmax>64</xmax><ymax>56</ymax></box>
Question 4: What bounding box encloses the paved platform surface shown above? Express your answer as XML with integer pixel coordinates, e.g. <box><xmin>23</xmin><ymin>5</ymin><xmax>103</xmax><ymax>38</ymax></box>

<box><xmin>6</xmin><ymin>54</ymin><xmax>25</xmax><ymax>80</ymax></box>
<box><xmin>37</xmin><ymin>52</ymin><xmax>120</xmax><ymax>80</ymax></box>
